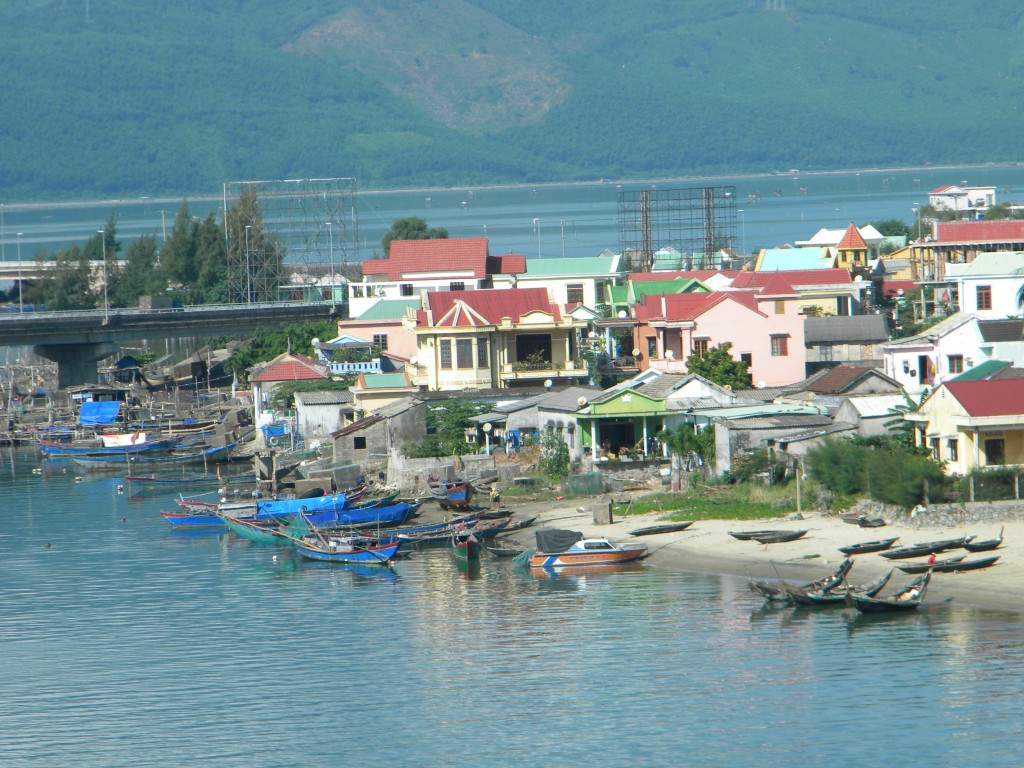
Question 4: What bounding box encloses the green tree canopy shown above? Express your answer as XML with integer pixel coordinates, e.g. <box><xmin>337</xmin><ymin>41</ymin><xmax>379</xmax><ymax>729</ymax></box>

<box><xmin>686</xmin><ymin>342</ymin><xmax>751</xmax><ymax>390</ymax></box>
<box><xmin>381</xmin><ymin>217</ymin><xmax>448</xmax><ymax>257</ymax></box>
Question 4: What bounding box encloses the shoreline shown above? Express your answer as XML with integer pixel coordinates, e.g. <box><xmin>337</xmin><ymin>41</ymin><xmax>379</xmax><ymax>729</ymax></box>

<box><xmin>1</xmin><ymin>160</ymin><xmax>1019</xmax><ymax>211</ymax></box>
<box><xmin>504</xmin><ymin>497</ymin><xmax>1021</xmax><ymax>615</ymax></box>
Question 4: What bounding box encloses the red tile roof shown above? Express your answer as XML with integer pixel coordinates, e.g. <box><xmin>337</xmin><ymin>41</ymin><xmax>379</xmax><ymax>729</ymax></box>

<box><xmin>362</xmin><ymin>238</ymin><xmax>509</xmax><ymax>281</ymax></box>
<box><xmin>250</xmin><ymin>352</ymin><xmax>329</xmax><ymax>383</ymax></box>
<box><xmin>754</xmin><ymin>271</ymin><xmax>797</xmax><ymax>296</ymax></box>
<box><xmin>633</xmin><ymin>291</ymin><xmax>762</xmax><ymax>322</ymax></box>
<box><xmin>418</xmin><ymin>287</ymin><xmax>562</xmax><ymax>327</ymax></box>
<box><xmin>934</xmin><ymin>221</ymin><xmax>1024</xmax><ymax>244</ymax></box>
<box><xmin>487</xmin><ymin>254</ymin><xmax>527</xmax><ymax>275</ymax></box>
<box><xmin>732</xmin><ymin>268</ymin><xmax>852</xmax><ymax>288</ymax></box>
<box><xmin>944</xmin><ymin>380</ymin><xmax>1024</xmax><ymax>417</ymax></box>
<box><xmin>837</xmin><ymin>223</ymin><xmax>868</xmax><ymax>250</ymax></box>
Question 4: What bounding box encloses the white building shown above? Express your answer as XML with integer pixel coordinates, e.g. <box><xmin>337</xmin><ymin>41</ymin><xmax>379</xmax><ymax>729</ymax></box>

<box><xmin>946</xmin><ymin>251</ymin><xmax>1024</xmax><ymax>319</ymax></box>
<box><xmin>929</xmin><ymin>185</ymin><xmax>996</xmax><ymax>216</ymax></box>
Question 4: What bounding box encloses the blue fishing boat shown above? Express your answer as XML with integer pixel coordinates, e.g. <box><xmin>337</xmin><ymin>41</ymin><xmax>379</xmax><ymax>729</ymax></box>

<box><xmin>39</xmin><ymin>435</ymin><xmax>181</xmax><ymax>457</ymax></box>
<box><xmin>71</xmin><ymin>442</ymin><xmax>237</xmax><ymax>471</ymax></box>
<box><xmin>290</xmin><ymin>536</ymin><xmax>402</xmax><ymax>565</ymax></box>
<box><xmin>161</xmin><ymin>500</ymin><xmax>418</xmax><ymax>529</ymax></box>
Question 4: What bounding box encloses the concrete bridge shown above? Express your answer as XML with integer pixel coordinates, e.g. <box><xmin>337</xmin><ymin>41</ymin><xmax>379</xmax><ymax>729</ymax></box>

<box><xmin>0</xmin><ymin>302</ymin><xmax>340</xmax><ymax>387</ymax></box>
<box><xmin>0</xmin><ymin>260</ymin><xmax>106</xmax><ymax>281</ymax></box>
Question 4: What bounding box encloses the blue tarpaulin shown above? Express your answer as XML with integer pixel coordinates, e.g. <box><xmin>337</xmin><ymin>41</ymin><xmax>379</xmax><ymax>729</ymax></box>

<box><xmin>79</xmin><ymin>401</ymin><xmax>121</xmax><ymax>426</ymax></box>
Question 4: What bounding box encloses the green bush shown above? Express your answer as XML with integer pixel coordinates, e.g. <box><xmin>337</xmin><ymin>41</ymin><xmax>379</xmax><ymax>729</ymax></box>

<box><xmin>806</xmin><ymin>437</ymin><xmax>946</xmax><ymax>507</ymax></box>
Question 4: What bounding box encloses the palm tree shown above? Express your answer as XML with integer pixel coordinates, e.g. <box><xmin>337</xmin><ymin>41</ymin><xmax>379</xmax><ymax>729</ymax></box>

<box><xmin>884</xmin><ymin>388</ymin><xmax>925</xmax><ymax>446</ymax></box>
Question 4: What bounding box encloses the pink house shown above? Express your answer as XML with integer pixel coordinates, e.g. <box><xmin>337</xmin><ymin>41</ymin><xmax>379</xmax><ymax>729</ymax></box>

<box><xmin>633</xmin><ymin>273</ymin><xmax>806</xmax><ymax>387</ymax></box>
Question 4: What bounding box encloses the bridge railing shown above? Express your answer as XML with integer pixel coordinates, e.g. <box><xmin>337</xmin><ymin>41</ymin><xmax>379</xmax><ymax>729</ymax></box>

<box><xmin>0</xmin><ymin>300</ymin><xmax>339</xmax><ymax>321</ymax></box>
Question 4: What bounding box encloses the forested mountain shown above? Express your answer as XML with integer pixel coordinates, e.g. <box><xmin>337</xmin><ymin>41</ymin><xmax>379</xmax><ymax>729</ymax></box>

<box><xmin>3</xmin><ymin>1</ymin><xmax>1024</xmax><ymax>201</ymax></box>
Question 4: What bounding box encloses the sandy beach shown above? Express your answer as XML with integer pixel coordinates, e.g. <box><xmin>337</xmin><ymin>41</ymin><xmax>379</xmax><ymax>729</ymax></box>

<box><xmin>502</xmin><ymin>497</ymin><xmax>1020</xmax><ymax>614</ymax></box>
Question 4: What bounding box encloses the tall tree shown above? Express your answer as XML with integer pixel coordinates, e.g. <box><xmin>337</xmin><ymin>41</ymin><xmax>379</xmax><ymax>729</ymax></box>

<box><xmin>26</xmin><ymin>243</ymin><xmax>94</xmax><ymax>310</ymax></box>
<box><xmin>160</xmin><ymin>202</ymin><xmax>201</xmax><ymax>296</ymax></box>
<box><xmin>108</xmin><ymin>233</ymin><xmax>164</xmax><ymax>307</ymax></box>
<box><xmin>686</xmin><ymin>342</ymin><xmax>752</xmax><ymax>390</ymax></box>
<box><xmin>381</xmin><ymin>217</ymin><xmax>448</xmax><ymax>257</ymax></box>
<box><xmin>223</xmin><ymin>185</ymin><xmax>284</xmax><ymax>303</ymax></box>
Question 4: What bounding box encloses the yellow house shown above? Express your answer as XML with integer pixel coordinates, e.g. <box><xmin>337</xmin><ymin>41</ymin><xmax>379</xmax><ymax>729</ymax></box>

<box><xmin>905</xmin><ymin>379</ymin><xmax>1024</xmax><ymax>475</ymax></box>
<box><xmin>404</xmin><ymin>287</ymin><xmax>589</xmax><ymax>391</ymax></box>
<box><xmin>836</xmin><ymin>223</ymin><xmax>869</xmax><ymax>274</ymax></box>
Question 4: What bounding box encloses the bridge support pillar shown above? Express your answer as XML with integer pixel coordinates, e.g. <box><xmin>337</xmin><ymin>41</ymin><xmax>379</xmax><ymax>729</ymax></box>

<box><xmin>34</xmin><ymin>342</ymin><xmax>119</xmax><ymax>389</ymax></box>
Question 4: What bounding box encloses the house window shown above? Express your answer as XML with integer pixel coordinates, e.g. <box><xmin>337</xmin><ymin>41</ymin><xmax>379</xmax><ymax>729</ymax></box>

<box><xmin>449</xmin><ymin>281</ymin><xmax>465</xmax><ymax>292</ymax></box>
<box><xmin>929</xmin><ymin>437</ymin><xmax>940</xmax><ymax>460</ymax></box>
<box><xmin>456</xmin><ymin>338</ymin><xmax>473</xmax><ymax>368</ymax></box>
<box><xmin>476</xmin><ymin>337</ymin><xmax>489</xmax><ymax>368</ymax></box>
<box><xmin>774</xmin><ymin>300</ymin><xmax>785</xmax><ymax>315</ymax></box>
<box><xmin>740</xmin><ymin>353</ymin><xmax>752</xmax><ymax>369</ymax></box>
<box><xmin>567</xmin><ymin>284</ymin><xmax>585</xmax><ymax>305</ymax></box>
<box><xmin>693</xmin><ymin>339</ymin><xmax>709</xmax><ymax>358</ymax></box>
<box><xmin>647</xmin><ymin>337</ymin><xmax>658</xmax><ymax>357</ymax></box>
<box><xmin>947</xmin><ymin>354</ymin><xmax>963</xmax><ymax>374</ymax></box>
<box><xmin>353</xmin><ymin>436</ymin><xmax>367</xmax><ymax>450</ymax></box>
<box><xmin>400</xmin><ymin>283</ymin><xmax>414</xmax><ymax>297</ymax></box>
<box><xmin>984</xmin><ymin>438</ymin><xmax>1005</xmax><ymax>465</ymax></box>
<box><xmin>976</xmin><ymin>285</ymin><xmax>992</xmax><ymax>310</ymax></box>
<box><xmin>372</xmin><ymin>334</ymin><xmax>388</xmax><ymax>351</ymax></box>
<box><xmin>439</xmin><ymin>339</ymin><xmax>452</xmax><ymax>369</ymax></box>
<box><xmin>771</xmin><ymin>335</ymin><xmax>789</xmax><ymax>356</ymax></box>
<box><xmin>947</xmin><ymin>438</ymin><xmax>959</xmax><ymax>462</ymax></box>
<box><xmin>821</xmin><ymin>345</ymin><xmax>834</xmax><ymax>362</ymax></box>
<box><xmin>350</xmin><ymin>285</ymin><xmax>364</xmax><ymax>298</ymax></box>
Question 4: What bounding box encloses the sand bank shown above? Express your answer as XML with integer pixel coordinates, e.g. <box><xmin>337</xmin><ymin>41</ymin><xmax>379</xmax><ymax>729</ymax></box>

<box><xmin>504</xmin><ymin>498</ymin><xmax>1020</xmax><ymax>614</ymax></box>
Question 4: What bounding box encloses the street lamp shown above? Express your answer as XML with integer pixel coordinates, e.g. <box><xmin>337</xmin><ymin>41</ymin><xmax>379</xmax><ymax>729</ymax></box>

<box><xmin>97</xmin><ymin>229</ymin><xmax>108</xmax><ymax>321</ymax></box>
<box><xmin>16</xmin><ymin>232</ymin><xmax>23</xmax><ymax>313</ymax></box>
<box><xmin>913</xmin><ymin>203</ymin><xmax>922</xmax><ymax>240</ymax></box>
<box><xmin>326</xmin><ymin>221</ymin><xmax>334</xmax><ymax>302</ymax></box>
<box><xmin>737</xmin><ymin>209</ymin><xmax>746</xmax><ymax>256</ymax></box>
<box><xmin>532</xmin><ymin>218</ymin><xmax>540</xmax><ymax>259</ymax></box>
<box><xmin>244</xmin><ymin>225</ymin><xmax>252</xmax><ymax>304</ymax></box>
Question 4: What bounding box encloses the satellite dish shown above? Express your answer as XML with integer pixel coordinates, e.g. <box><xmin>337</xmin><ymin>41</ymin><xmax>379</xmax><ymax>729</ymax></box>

<box><xmin>666</xmin><ymin>350</ymin><xmax>674</xmax><ymax>359</ymax></box>
<box><xmin>617</xmin><ymin>310</ymin><xmax>627</xmax><ymax>318</ymax></box>
<box><xmin>588</xmin><ymin>331</ymin><xmax>597</xmax><ymax>339</ymax></box>
<box><xmin>897</xmin><ymin>289</ymin><xmax>905</xmax><ymax>296</ymax></box>
<box><xmin>409</xmin><ymin>357</ymin><xmax>418</xmax><ymax>365</ymax></box>
<box><xmin>631</xmin><ymin>348</ymin><xmax>640</xmax><ymax>356</ymax></box>
<box><xmin>757</xmin><ymin>381</ymin><xmax>767</xmax><ymax>389</ymax></box>
<box><xmin>544</xmin><ymin>379</ymin><xmax>553</xmax><ymax>389</ymax></box>
<box><xmin>482</xmin><ymin>423</ymin><xmax>492</xmax><ymax>433</ymax></box>
<box><xmin>311</xmin><ymin>338</ymin><xmax>320</xmax><ymax>346</ymax></box>
<box><xmin>577</xmin><ymin>396</ymin><xmax>588</xmax><ymax>406</ymax></box>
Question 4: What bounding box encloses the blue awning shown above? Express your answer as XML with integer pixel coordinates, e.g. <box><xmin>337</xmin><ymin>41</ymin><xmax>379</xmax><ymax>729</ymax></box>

<box><xmin>79</xmin><ymin>401</ymin><xmax>121</xmax><ymax>426</ymax></box>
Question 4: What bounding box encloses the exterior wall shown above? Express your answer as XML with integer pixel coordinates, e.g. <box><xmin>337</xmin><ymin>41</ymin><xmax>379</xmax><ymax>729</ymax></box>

<box><xmin>514</xmin><ymin>275</ymin><xmax>613</xmax><ymax>308</ymax></box>
<box><xmin>805</xmin><ymin>341</ymin><xmax>884</xmax><ymax>365</ymax></box>
<box><xmin>412</xmin><ymin>324</ymin><xmax>585</xmax><ymax>391</ymax></box>
<box><xmin>295</xmin><ymin>401</ymin><xmax>346</xmax><ymax>440</ymax></box>
<box><xmin>352</xmin><ymin>390</ymin><xmax>418</xmax><ymax>416</ymax></box>
<box><xmin>349</xmin><ymin>278</ymin><xmax>485</xmax><ymax>318</ymax></box>
<box><xmin>672</xmin><ymin>296</ymin><xmax>805</xmax><ymax>387</ymax></box>
<box><xmin>335</xmin><ymin>318</ymin><xmax>418</xmax><ymax>361</ymax></box>
<box><xmin>958</xmin><ymin>274</ymin><xmax>1024</xmax><ymax>319</ymax></box>
<box><xmin>883</xmin><ymin>321</ymin><xmax>981</xmax><ymax>395</ymax></box>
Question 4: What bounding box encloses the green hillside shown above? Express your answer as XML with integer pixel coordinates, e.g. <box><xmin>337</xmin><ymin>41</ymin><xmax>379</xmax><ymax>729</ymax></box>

<box><xmin>2</xmin><ymin>0</ymin><xmax>1023</xmax><ymax>200</ymax></box>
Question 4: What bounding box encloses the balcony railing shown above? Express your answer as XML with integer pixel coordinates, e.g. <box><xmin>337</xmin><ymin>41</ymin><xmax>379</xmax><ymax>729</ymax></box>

<box><xmin>598</xmin><ymin>355</ymin><xmax>639</xmax><ymax>372</ymax></box>
<box><xmin>327</xmin><ymin>360</ymin><xmax>382</xmax><ymax>375</ymax></box>
<box><xmin>500</xmin><ymin>360</ymin><xmax>586</xmax><ymax>380</ymax></box>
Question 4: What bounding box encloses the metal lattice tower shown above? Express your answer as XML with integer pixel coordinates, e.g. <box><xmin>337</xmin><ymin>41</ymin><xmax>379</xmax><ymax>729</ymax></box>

<box><xmin>618</xmin><ymin>186</ymin><xmax>737</xmax><ymax>272</ymax></box>
<box><xmin>222</xmin><ymin>177</ymin><xmax>359</xmax><ymax>303</ymax></box>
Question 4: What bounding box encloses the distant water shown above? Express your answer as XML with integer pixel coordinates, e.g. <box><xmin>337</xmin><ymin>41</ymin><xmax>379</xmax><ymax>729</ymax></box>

<box><xmin>3</xmin><ymin>164</ymin><xmax>1024</xmax><ymax>265</ymax></box>
<box><xmin>1</xmin><ymin>448</ymin><xmax>1023</xmax><ymax>767</ymax></box>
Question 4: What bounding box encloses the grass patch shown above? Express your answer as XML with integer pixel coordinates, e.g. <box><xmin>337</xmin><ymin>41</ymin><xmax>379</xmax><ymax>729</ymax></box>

<box><xmin>612</xmin><ymin>481</ymin><xmax>819</xmax><ymax>522</ymax></box>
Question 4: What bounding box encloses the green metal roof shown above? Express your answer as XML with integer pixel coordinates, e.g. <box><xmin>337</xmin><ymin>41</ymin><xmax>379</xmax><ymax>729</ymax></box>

<box><xmin>951</xmin><ymin>359</ymin><xmax>1011</xmax><ymax>381</ymax></box>
<box><xmin>757</xmin><ymin>247</ymin><xmax>833</xmax><ymax>271</ymax></box>
<box><xmin>524</xmin><ymin>255</ymin><xmax>619</xmax><ymax>276</ymax></box>
<box><xmin>360</xmin><ymin>373</ymin><xmax>412</xmax><ymax>389</ymax></box>
<box><xmin>356</xmin><ymin>299</ymin><xmax>420</xmax><ymax>320</ymax></box>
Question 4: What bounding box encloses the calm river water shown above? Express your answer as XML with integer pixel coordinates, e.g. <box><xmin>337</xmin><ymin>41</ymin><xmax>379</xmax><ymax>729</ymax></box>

<box><xmin>2</xmin><ymin>448</ymin><xmax>1023</xmax><ymax>767</ymax></box>
<box><xmin>4</xmin><ymin>164</ymin><xmax>1024</xmax><ymax>264</ymax></box>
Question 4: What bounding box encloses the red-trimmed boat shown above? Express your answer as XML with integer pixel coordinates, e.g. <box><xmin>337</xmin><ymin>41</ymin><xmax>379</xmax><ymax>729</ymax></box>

<box><xmin>528</xmin><ymin>529</ymin><xmax>647</xmax><ymax>569</ymax></box>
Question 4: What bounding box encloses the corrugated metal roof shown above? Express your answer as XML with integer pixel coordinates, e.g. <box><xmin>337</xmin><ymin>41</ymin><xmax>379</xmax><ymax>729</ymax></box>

<box><xmin>523</xmin><ymin>255</ymin><xmax>619</xmax><ymax>276</ymax></box>
<box><xmin>355</xmin><ymin>299</ymin><xmax>421</xmax><ymax>321</ymax></box>
<box><xmin>294</xmin><ymin>390</ymin><xmax>354</xmax><ymax>405</ymax></box>
<box><xmin>805</xmin><ymin>315</ymin><xmax>889</xmax><ymax>344</ymax></box>
<box><xmin>944</xmin><ymin>380</ymin><xmax>1024</xmax><ymax>417</ymax></box>
<box><xmin>978</xmin><ymin>319</ymin><xmax>1024</xmax><ymax>343</ymax></box>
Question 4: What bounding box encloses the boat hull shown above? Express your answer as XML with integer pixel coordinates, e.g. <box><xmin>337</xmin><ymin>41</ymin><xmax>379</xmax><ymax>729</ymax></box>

<box><xmin>529</xmin><ymin>546</ymin><xmax>647</xmax><ymax>569</ymax></box>
<box><xmin>294</xmin><ymin>540</ymin><xmax>401</xmax><ymax>564</ymax></box>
